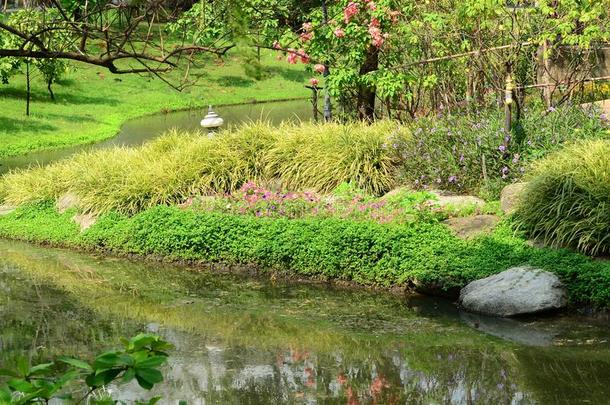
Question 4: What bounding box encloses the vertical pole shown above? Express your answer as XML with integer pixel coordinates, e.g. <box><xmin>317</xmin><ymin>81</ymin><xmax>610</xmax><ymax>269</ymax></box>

<box><xmin>321</xmin><ymin>0</ymin><xmax>332</xmax><ymax>122</ymax></box>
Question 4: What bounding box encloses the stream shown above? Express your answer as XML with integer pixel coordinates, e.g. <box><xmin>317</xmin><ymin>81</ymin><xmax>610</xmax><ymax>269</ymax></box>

<box><xmin>0</xmin><ymin>99</ymin><xmax>313</xmax><ymax>175</ymax></box>
<box><xmin>1</xmin><ymin>238</ymin><xmax>609</xmax><ymax>404</ymax></box>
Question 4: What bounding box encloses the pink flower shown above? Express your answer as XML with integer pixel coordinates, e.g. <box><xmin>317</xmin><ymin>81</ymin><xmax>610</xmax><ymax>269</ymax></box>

<box><xmin>334</xmin><ymin>27</ymin><xmax>345</xmax><ymax>38</ymax></box>
<box><xmin>300</xmin><ymin>32</ymin><xmax>313</xmax><ymax>42</ymax></box>
<box><xmin>367</xmin><ymin>1</ymin><xmax>376</xmax><ymax>10</ymax></box>
<box><xmin>302</xmin><ymin>22</ymin><xmax>313</xmax><ymax>32</ymax></box>
<box><xmin>369</xmin><ymin>18</ymin><xmax>380</xmax><ymax>28</ymax></box>
<box><xmin>298</xmin><ymin>49</ymin><xmax>310</xmax><ymax>63</ymax></box>
<box><xmin>314</xmin><ymin>63</ymin><xmax>326</xmax><ymax>74</ymax></box>
<box><xmin>344</xmin><ymin>2</ymin><xmax>359</xmax><ymax>23</ymax></box>
<box><xmin>272</xmin><ymin>40</ymin><xmax>281</xmax><ymax>49</ymax></box>
<box><xmin>286</xmin><ymin>50</ymin><xmax>298</xmax><ymax>64</ymax></box>
<box><xmin>309</xmin><ymin>78</ymin><xmax>319</xmax><ymax>87</ymax></box>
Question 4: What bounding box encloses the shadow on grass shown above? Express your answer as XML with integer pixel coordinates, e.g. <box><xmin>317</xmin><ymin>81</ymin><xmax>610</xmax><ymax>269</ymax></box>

<box><xmin>262</xmin><ymin>66</ymin><xmax>307</xmax><ymax>83</ymax></box>
<box><xmin>0</xmin><ymin>87</ymin><xmax>120</xmax><ymax>106</ymax></box>
<box><xmin>215</xmin><ymin>75</ymin><xmax>255</xmax><ymax>88</ymax></box>
<box><xmin>0</xmin><ymin>116</ymin><xmax>58</xmax><ymax>133</ymax></box>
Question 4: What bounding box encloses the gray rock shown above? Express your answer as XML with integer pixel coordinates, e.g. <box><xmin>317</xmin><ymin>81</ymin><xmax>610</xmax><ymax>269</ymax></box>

<box><xmin>57</xmin><ymin>193</ymin><xmax>80</xmax><ymax>213</ymax></box>
<box><xmin>500</xmin><ymin>182</ymin><xmax>526</xmax><ymax>214</ymax></box>
<box><xmin>459</xmin><ymin>266</ymin><xmax>567</xmax><ymax>317</ymax></box>
<box><xmin>432</xmin><ymin>193</ymin><xmax>486</xmax><ymax>210</ymax></box>
<box><xmin>444</xmin><ymin>214</ymin><xmax>500</xmax><ymax>239</ymax></box>
<box><xmin>72</xmin><ymin>213</ymin><xmax>96</xmax><ymax>231</ymax></box>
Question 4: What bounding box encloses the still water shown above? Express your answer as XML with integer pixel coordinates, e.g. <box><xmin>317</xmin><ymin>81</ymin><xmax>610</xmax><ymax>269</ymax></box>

<box><xmin>0</xmin><ymin>99</ymin><xmax>313</xmax><ymax>175</ymax></box>
<box><xmin>1</xmin><ymin>239</ymin><xmax>609</xmax><ymax>404</ymax></box>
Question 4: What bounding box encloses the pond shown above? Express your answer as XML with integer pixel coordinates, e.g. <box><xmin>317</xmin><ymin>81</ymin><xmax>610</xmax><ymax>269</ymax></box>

<box><xmin>0</xmin><ymin>99</ymin><xmax>313</xmax><ymax>175</ymax></box>
<box><xmin>1</xmin><ymin>238</ymin><xmax>609</xmax><ymax>404</ymax></box>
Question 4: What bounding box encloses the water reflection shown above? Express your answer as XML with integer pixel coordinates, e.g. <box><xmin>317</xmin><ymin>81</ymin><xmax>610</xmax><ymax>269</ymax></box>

<box><xmin>1</xmin><ymin>239</ymin><xmax>609</xmax><ymax>404</ymax></box>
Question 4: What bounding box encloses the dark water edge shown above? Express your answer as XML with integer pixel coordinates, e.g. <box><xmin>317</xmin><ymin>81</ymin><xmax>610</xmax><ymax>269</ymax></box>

<box><xmin>1</xmin><ymin>238</ymin><xmax>610</xmax><ymax>404</ymax></box>
<box><xmin>0</xmin><ymin>99</ymin><xmax>313</xmax><ymax>175</ymax></box>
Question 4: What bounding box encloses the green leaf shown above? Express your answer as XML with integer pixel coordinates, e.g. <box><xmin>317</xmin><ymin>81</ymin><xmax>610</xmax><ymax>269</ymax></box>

<box><xmin>135</xmin><ymin>368</ymin><xmax>163</xmax><ymax>390</ymax></box>
<box><xmin>57</xmin><ymin>357</ymin><xmax>93</xmax><ymax>371</ymax></box>
<box><xmin>128</xmin><ymin>334</ymin><xmax>157</xmax><ymax>351</ymax></box>
<box><xmin>7</xmin><ymin>379</ymin><xmax>34</xmax><ymax>393</ymax></box>
<box><xmin>93</xmin><ymin>352</ymin><xmax>121</xmax><ymax>370</ymax></box>
<box><xmin>0</xmin><ymin>369</ymin><xmax>18</xmax><ymax>378</ymax></box>
<box><xmin>28</xmin><ymin>362</ymin><xmax>54</xmax><ymax>376</ymax></box>
<box><xmin>85</xmin><ymin>368</ymin><xmax>122</xmax><ymax>388</ymax></box>
<box><xmin>136</xmin><ymin>356</ymin><xmax>167</xmax><ymax>369</ymax></box>
<box><xmin>122</xmin><ymin>368</ymin><xmax>136</xmax><ymax>383</ymax></box>
<box><xmin>0</xmin><ymin>387</ymin><xmax>11</xmax><ymax>403</ymax></box>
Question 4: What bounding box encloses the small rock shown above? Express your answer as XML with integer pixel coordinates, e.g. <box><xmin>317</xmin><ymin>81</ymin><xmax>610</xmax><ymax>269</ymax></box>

<box><xmin>72</xmin><ymin>213</ymin><xmax>96</xmax><ymax>231</ymax></box>
<box><xmin>444</xmin><ymin>215</ymin><xmax>500</xmax><ymax>239</ymax></box>
<box><xmin>459</xmin><ymin>266</ymin><xmax>567</xmax><ymax>317</ymax></box>
<box><xmin>0</xmin><ymin>205</ymin><xmax>16</xmax><ymax>216</ymax></box>
<box><xmin>57</xmin><ymin>193</ymin><xmax>80</xmax><ymax>213</ymax></box>
<box><xmin>500</xmin><ymin>182</ymin><xmax>527</xmax><ymax>214</ymax></box>
<box><xmin>432</xmin><ymin>193</ymin><xmax>486</xmax><ymax>210</ymax></box>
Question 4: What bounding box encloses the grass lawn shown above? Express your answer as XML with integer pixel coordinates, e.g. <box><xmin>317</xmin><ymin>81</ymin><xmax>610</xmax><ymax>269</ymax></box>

<box><xmin>0</xmin><ymin>51</ymin><xmax>309</xmax><ymax>158</ymax></box>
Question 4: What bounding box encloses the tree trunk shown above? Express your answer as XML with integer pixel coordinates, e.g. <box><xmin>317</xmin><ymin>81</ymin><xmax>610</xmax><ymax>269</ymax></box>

<box><xmin>47</xmin><ymin>79</ymin><xmax>55</xmax><ymax>101</ymax></box>
<box><xmin>26</xmin><ymin>61</ymin><xmax>31</xmax><ymax>116</ymax></box>
<box><xmin>357</xmin><ymin>46</ymin><xmax>379</xmax><ymax>121</ymax></box>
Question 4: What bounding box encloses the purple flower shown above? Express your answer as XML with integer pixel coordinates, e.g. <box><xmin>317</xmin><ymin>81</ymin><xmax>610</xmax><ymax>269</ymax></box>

<box><xmin>512</xmin><ymin>153</ymin><xmax>520</xmax><ymax>163</ymax></box>
<box><xmin>498</xmin><ymin>145</ymin><xmax>507</xmax><ymax>153</ymax></box>
<box><xmin>527</xmin><ymin>139</ymin><xmax>533</xmax><ymax>146</ymax></box>
<box><xmin>448</xmin><ymin>175</ymin><xmax>457</xmax><ymax>183</ymax></box>
<box><xmin>459</xmin><ymin>154</ymin><xmax>465</xmax><ymax>163</ymax></box>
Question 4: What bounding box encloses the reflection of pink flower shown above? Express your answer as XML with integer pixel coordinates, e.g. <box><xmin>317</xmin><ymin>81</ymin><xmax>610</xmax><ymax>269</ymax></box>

<box><xmin>314</xmin><ymin>63</ymin><xmax>326</xmax><ymax>74</ymax></box>
<box><xmin>309</xmin><ymin>78</ymin><xmax>319</xmax><ymax>87</ymax></box>
<box><xmin>334</xmin><ymin>27</ymin><xmax>345</xmax><ymax>38</ymax></box>
<box><xmin>344</xmin><ymin>2</ymin><xmax>359</xmax><ymax>23</ymax></box>
<box><xmin>389</xmin><ymin>10</ymin><xmax>400</xmax><ymax>23</ymax></box>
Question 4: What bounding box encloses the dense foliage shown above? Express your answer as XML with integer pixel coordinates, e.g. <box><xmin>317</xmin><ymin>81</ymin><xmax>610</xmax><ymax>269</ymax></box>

<box><xmin>0</xmin><ymin>202</ymin><xmax>609</xmax><ymax>308</ymax></box>
<box><xmin>400</xmin><ymin>105</ymin><xmax>610</xmax><ymax>198</ymax></box>
<box><xmin>516</xmin><ymin>140</ymin><xmax>610</xmax><ymax>255</ymax></box>
<box><xmin>275</xmin><ymin>0</ymin><xmax>610</xmax><ymax>118</ymax></box>
<box><xmin>0</xmin><ymin>334</ymin><xmax>172</xmax><ymax>404</ymax></box>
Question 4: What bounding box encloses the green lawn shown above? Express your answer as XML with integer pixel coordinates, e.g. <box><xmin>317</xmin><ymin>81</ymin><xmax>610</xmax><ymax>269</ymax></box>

<box><xmin>0</xmin><ymin>51</ymin><xmax>309</xmax><ymax>158</ymax></box>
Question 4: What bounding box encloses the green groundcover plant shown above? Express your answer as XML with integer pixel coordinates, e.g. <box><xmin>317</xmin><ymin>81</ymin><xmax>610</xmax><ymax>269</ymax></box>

<box><xmin>0</xmin><ymin>202</ymin><xmax>609</xmax><ymax>309</ymax></box>
<box><xmin>516</xmin><ymin>139</ymin><xmax>610</xmax><ymax>256</ymax></box>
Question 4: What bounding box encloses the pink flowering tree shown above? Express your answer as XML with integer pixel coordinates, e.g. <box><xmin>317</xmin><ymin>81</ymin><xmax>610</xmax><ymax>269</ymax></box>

<box><xmin>273</xmin><ymin>0</ymin><xmax>402</xmax><ymax>121</ymax></box>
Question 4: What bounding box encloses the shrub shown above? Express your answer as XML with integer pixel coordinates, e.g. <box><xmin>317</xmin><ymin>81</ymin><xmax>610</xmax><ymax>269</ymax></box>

<box><xmin>515</xmin><ymin>139</ymin><xmax>610</xmax><ymax>255</ymax></box>
<box><xmin>400</xmin><ymin>105</ymin><xmax>609</xmax><ymax>198</ymax></box>
<box><xmin>0</xmin><ymin>121</ymin><xmax>408</xmax><ymax>215</ymax></box>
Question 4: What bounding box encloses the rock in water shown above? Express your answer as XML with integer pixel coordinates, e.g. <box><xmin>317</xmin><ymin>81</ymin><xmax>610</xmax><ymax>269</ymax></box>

<box><xmin>459</xmin><ymin>266</ymin><xmax>567</xmax><ymax>317</ymax></box>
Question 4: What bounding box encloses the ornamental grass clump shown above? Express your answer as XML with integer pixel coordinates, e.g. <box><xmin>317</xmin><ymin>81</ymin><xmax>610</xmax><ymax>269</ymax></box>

<box><xmin>515</xmin><ymin>140</ymin><xmax>610</xmax><ymax>255</ymax></box>
<box><xmin>0</xmin><ymin>121</ymin><xmax>407</xmax><ymax>215</ymax></box>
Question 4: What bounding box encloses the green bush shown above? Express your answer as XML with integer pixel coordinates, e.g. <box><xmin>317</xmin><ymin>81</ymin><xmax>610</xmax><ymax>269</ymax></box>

<box><xmin>1</xmin><ymin>203</ymin><xmax>609</xmax><ymax>308</ymax></box>
<box><xmin>515</xmin><ymin>140</ymin><xmax>610</xmax><ymax>255</ymax></box>
<box><xmin>400</xmin><ymin>105</ymin><xmax>609</xmax><ymax>198</ymax></box>
<box><xmin>0</xmin><ymin>121</ymin><xmax>408</xmax><ymax>215</ymax></box>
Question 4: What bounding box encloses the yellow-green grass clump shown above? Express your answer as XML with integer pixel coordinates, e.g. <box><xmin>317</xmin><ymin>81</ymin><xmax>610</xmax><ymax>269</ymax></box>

<box><xmin>0</xmin><ymin>121</ymin><xmax>409</xmax><ymax>215</ymax></box>
<box><xmin>515</xmin><ymin>139</ymin><xmax>610</xmax><ymax>255</ymax></box>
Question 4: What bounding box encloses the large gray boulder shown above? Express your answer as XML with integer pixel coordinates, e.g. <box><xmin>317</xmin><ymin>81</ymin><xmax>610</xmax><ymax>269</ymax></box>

<box><xmin>459</xmin><ymin>266</ymin><xmax>567</xmax><ymax>317</ymax></box>
<box><xmin>500</xmin><ymin>182</ymin><xmax>526</xmax><ymax>214</ymax></box>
